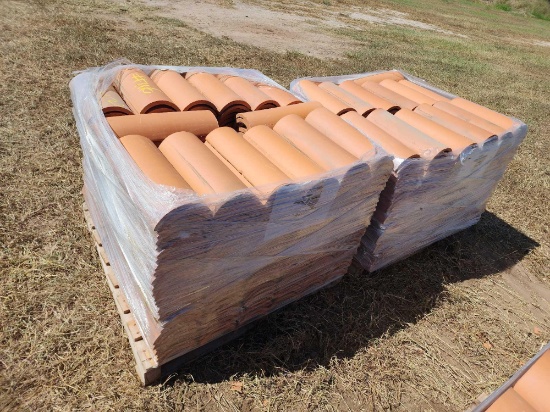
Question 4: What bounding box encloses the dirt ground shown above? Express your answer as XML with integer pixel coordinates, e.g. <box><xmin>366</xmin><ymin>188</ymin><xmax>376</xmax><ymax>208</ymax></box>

<box><xmin>1</xmin><ymin>0</ymin><xmax>549</xmax><ymax>410</ymax></box>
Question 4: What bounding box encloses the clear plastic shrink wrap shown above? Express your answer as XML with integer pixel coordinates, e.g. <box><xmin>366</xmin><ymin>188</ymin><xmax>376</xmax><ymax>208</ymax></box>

<box><xmin>291</xmin><ymin>70</ymin><xmax>527</xmax><ymax>272</ymax></box>
<box><xmin>70</xmin><ymin>61</ymin><xmax>394</xmax><ymax>365</ymax></box>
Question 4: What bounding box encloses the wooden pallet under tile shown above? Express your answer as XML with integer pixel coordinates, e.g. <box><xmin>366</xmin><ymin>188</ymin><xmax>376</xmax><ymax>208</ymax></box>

<box><xmin>82</xmin><ymin>202</ymin><xmax>262</xmax><ymax>385</ymax></box>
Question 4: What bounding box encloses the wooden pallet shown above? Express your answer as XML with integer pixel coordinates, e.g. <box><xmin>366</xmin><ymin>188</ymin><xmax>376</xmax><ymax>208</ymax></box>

<box><xmin>83</xmin><ymin>202</ymin><xmax>263</xmax><ymax>385</ymax></box>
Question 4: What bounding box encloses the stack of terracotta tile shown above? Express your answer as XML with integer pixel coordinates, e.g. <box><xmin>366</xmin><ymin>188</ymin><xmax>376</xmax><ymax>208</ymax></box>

<box><xmin>71</xmin><ymin>64</ymin><xmax>393</xmax><ymax>369</ymax></box>
<box><xmin>471</xmin><ymin>342</ymin><xmax>550</xmax><ymax>412</ymax></box>
<box><xmin>291</xmin><ymin>70</ymin><xmax>527</xmax><ymax>271</ymax></box>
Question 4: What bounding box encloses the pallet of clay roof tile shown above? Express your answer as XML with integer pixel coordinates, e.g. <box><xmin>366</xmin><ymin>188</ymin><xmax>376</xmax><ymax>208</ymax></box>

<box><xmin>82</xmin><ymin>201</ymin><xmax>271</xmax><ymax>385</ymax></box>
<box><xmin>290</xmin><ymin>70</ymin><xmax>528</xmax><ymax>272</ymax></box>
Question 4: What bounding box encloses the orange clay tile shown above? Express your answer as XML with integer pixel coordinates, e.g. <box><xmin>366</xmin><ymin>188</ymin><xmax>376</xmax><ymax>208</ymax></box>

<box><xmin>236</xmin><ymin>102</ymin><xmax>322</xmax><ymax>131</ymax></box>
<box><xmin>107</xmin><ymin>111</ymin><xmax>218</xmax><ymax>142</ymax></box>
<box><xmin>159</xmin><ymin>131</ymin><xmax>246</xmax><ymax>195</ymax></box>
<box><xmin>318</xmin><ymin>82</ymin><xmax>375</xmax><ymax>116</ymax></box>
<box><xmin>185</xmin><ymin>72</ymin><xmax>251</xmax><ymax>114</ymax></box>
<box><xmin>220</xmin><ymin>76</ymin><xmax>278</xmax><ymax>110</ymax></box>
<box><xmin>243</xmin><ymin>125</ymin><xmax>323</xmax><ymax>179</ymax></box>
<box><xmin>434</xmin><ymin>101</ymin><xmax>506</xmax><ymax>136</ymax></box>
<box><xmin>485</xmin><ymin>388</ymin><xmax>537</xmax><ymax>412</ymax></box>
<box><xmin>379</xmin><ymin>79</ymin><xmax>438</xmax><ymax>106</ymax></box>
<box><xmin>398</xmin><ymin>80</ymin><xmax>450</xmax><ymax>102</ymax></box>
<box><xmin>354</xmin><ymin>71</ymin><xmax>405</xmax><ymax>85</ymax></box>
<box><xmin>414</xmin><ymin>103</ymin><xmax>497</xmax><ymax>144</ymax></box>
<box><xmin>296</xmin><ymin>80</ymin><xmax>354</xmax><ymax>115</ymax></box>
<box><xmin>305</xmin><ymin>107</ymin><xmax>375</xmax><ymax>159</ymax></box>
<box><xmin>273</xmin><ymin>114</ymin><xmax>357</xmax><ymax>170</ymax></box>
<box><xmin>341</xmin><ymin>111</ymin><xmax>419</xmax><ymax>160</ymax></box>
<box><xmin>257</xmin><ymin>85</ymin><xmax>302</xmax><ymax>106</ymax></box>
<box><xmin>114</xmin><ymin>68</ymin><xmax>178</xmax><ymax>114</ymax></box>
<box><xmin>450</xmin><ymin>97</ymin><xmax>515</xmax><ymax>130</ymax></box>
<box><xmin>395</xmin><ymin>109</ymin><xmax>476</xmax><ymax>154</ymax></box>
<box><xmin>206</xmin><ymin>127</ymin><xmax>289</xmax><ymax>189</ymax></box>
<box><xmin>101</xmin><ymin>86</ymin><xmax>133</xmax><ymax>117</ymax></box>
<box><xmin>150</xmin><ymin>70</ymin><xmax>217</xmax><ymax>113</ymax></box>
<box><xmin>362</xmin><ymin>81</ymin><xmax>418</xmax><ymax>110</ymax></box>
<box><xmin>119</xmin><ymin>135</ymin><xmax>191</xmax><ymax>189</ymax></box>
<box><xmin>367</xmin><ymin>109</ymin><xmax>450</xmax><ymax>159</ymax></box>
<box><xmin>513</xmin><ymin>350</ymin><xmax>550</xmax><ymax>412</ymax></box>
<box><xmin>339</xmin><ymin>81</ymin><xmax>399</xmax><ymax>112</ymax></box>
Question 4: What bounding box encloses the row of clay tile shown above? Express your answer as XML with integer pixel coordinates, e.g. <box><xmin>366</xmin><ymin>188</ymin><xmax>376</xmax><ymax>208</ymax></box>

<box><xmin>102</xmin><ymin>68</ymin><xmax>301</xmax><ymax>127</ymax></box>
<box><xmin>295</xmin><ymin>71</ymin><xmax>514</xmax><ymax>161</ymax></box>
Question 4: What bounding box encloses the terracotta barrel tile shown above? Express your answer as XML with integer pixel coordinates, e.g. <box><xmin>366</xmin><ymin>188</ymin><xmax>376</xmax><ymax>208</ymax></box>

<box><xmin>485</xmin><ymin>388</ymin><xmax>537</xmax><ymax>412</ymax></box>
<box><xmin>398</xmin><ymin>80</ymin><xmax>450</xmax><ymax>102</ymax></box>
<box><xmin>120</xmin><ymin>134</ymin><xmax>191</xmax><ymax>189</ymax></box>
<box><xmin>107</xmin><ymin>111</ymin><xmax>219</xmax><ymax>142</ymax></box>
<box><xmin>114</xmin><ymin>68</ymin><xmax>178</xmax><ymax>114</ymax></box>
<box><xmin>306</xmin><ymin>107</ymin><xmax>375</xmax><ymax>159</ymax></box>
<box><xmin>362</xmin><ymin>81</ymin><xmax>418</xmax><ymax>111</ymax></box>
<box><xmin>257</xmin><ymin>85</ymin><xmax>302</xmax><ymax>106</ymax></box>
<box><xmin>379</xmin><ymin>79</ymin><xmax>438</xmax><ymax>106</ymax></box>
<box><xmin>354</xmin><ymin>71</ymin><xmax>405</xmax><ymax>85</ymax></box>
<box><xmin>150</xmin><ymin>70</ymin><xmax>217</xmax><ymax>113</ymax></box>
<box><xmin>297</xmin><ymin>80</ymin><xmax>354</xmax><ymax>115</ymax></box>
<box><xmin>450</xmin><ymin>97</ymin><xmax>515</xmax><ymax>130</ymax></box>
<box><xmin>367</xmin><ymin>109</ymin><xmax>450</xmax><ymax>159</ymax></box>
<box><xmin>236</xmin><ymin>102</ymin><xmax>322</xmax><ymax>131</ymax></box>
<box><xmin>414</xmin><ymin>103</ymin><xmax>496</xmax><ymax>144</ymax></box>
<box><xmin>159</xmin><ymin>131</ymin><xmax>246</xmax><ymax>195</ymax></box>
<box><xmin>318</xmin><ymin>82</ymin><xmax>375</xmax><ymax>116</ymax></box>
<box><xmin>273</xmin><ymin>114</ymin><xmax>357</xmax><ymax>170</ymax></box>
<box><xmin>434</xmin><ymin>101</ymin><xmax>506</xmax><ymax>135</ymax></box>
<box><xmin>220</xmin><ymin>76</ymin><xmax>279</xmax><ymax>110</ymax></box>
<box><xmin>395</xmin><ymin>108</ymin><xmax>476</xmax><ymax>154</ymax></box>
<box><xmin>342</xmin><ymin>111</ymin><xmax>419</xmax><ymax>160</ymax></box>
<box><xmin>513</xmin><ymin>351</ymin><xmax>550</xmax><ymax>412</ymax></box>
<box><xmin>101</xmin><ymin>86</ymin><xmax>133</xmax><ymax>116</ymax></box>
<box><xmin>243</xmin><ymin>125</ymin><xmax>323</xmax><ymax>179</ymax></box>
<box><xmin>339</xmin><ymin>80</ymin><xmax>399</xmax><ymax>112</ymax></box>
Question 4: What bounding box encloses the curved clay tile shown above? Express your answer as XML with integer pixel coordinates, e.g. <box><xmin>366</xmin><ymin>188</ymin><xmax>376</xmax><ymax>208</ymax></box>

<box><xmin>273</xmin><ymin>114</ymin><xmax>357</xmax><ymax>170</ymax></box>
<box><xmin>236</xmin><ymin>102</ymin><xmax>322</xmax><ymax>131</ymax></box>
<box><xmin>414</xmin><ymin>103</ymin><xmax>496</xmax><ymax>144</ymax></box>
<box><xmin>341</xmin><ymin>111</ymin><xmax>419</xmax><ymax>160</ymax></box>
<box><xmin>114</xmin><ymin>68</ymin><xmax>178</xmax><ymax>114</ymax></box>
<box><xmin>362</xmin><ymin>81</ymin><xmax>418</xmax><ymax>111</ymax></box>
<box><xmin>206</xmin><ymin>127</ymin><xmax>290</xmax><ymax>189</ymax></box>
<box><xmin>379</xmin><ymin>79</ymin><xmax>438</xmax><ymax>106</ymax></box>
<box><xmin>513</xmin><ymin>350</ymin><xmax>550</xmax><ymax>412</ymax></box>
<box><xmin>243</xmin><ymin>125</ymin><xmax>323</xmax><ymax>179</ymax></box>
<box><xmin>150</xmin><ymin>70</ymin><xmax>217</xmax><ymax>113</ymax></box>
<box><xmin>395</xmin><ymin>109</ymin><xmax>476</xmax><ymax>154</ymax></box>
<box><xmin>220</xmin><ymin>76</ymin><xmax>278</xmax><ymax>110</ymax></box>
<box><xmin>305</xmin><ymin>107</ymin><xmax>375</xmax><ymax>159</ymax></box>
<box><xmin>257</xmin><ymin>85</ymin><xmax>302</xmax><ymax>106</ymax></box>
<box><xmin>449</xmin><ymin>97</ymin><xmax>515</xmax><ymax>130</ymax></box>
<box><xmin>159</xmin><ymin>131</ymin><xmax>246</xmax><ymax>195</ymax></box>
<box><xmin>398</xmin><ymin>80</ymin><xmax>449</xmax><ymax>102</ymax></box>
<box><xmin>120</xmin><ymin>134</ymin><xmax>191</xmax><ymax>189</ymax></box>
<box><xmin>485</xmin><ymin>388</ymin><xmax>536</xmax><ymax>412</ymax></box>
<box><xmin>296</xmin><ymin>80</ymin><xmax>354</xmax><ymax>115</ymax></box>
<box><xmin>101</xmin><ymin>86</ymin><xmax>133</xmax><ymax>117</ymax></box>
<box><xmin>318</xmin><ymin>82</ymin><xmax>375</xmax><ymax>116</ymax></box>
<box><xmin>434</xmin><ymin>101</ymin><xmax>506</xmax><ymax>135</ymax></box>
<box><xmin>354</xmin><ymin>71</ymin><xmax>405</xmax><ymax>85</ymax></box>
<box><xmin>107</xmin><ymin>111</ymin><xmax>218</xmax><ymax>141</ymax></box>
<box><xmin>367</xmin><ymin>109</ymin><xmax>450</xmax><ymax>159</ymax></box>
<box><xmin>339</xmin><ymin>81</ymin><xmax>399</xmax><ymax>112</ymax></box>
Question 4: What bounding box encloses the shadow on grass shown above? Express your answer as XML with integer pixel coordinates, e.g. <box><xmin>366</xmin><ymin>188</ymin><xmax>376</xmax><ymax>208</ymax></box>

<box><xmin>164</xmin><ymin>211</ymin><xmax>539</xmax><ymax>384</ymax></box>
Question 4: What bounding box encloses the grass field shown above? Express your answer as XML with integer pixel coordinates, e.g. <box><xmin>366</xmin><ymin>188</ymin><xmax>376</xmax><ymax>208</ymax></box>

<box><xmin>1</xmin><ymin>0</ymin><xmax>549</xmax><ymax>410</ymax></box>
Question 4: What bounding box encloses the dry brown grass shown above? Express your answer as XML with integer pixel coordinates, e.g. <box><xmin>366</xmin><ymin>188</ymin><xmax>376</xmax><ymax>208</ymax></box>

<box><xmin>1</xmin><ymin>0</ymin><xmax>549</xmax><ymax>410</ymax></box>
